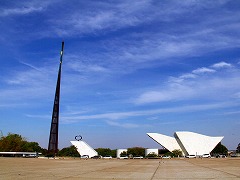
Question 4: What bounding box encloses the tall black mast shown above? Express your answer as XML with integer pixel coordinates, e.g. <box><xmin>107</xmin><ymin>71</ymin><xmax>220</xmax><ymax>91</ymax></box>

<box><xmin>48</xmin><ymin>42</ymin><xmax>64</xmax><ymax>155</ymax></box>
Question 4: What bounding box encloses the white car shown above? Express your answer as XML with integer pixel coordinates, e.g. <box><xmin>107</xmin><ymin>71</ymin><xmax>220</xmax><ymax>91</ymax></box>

<box><xmin>119</xmin><ymin>156</ymin><xmax>128</xmax><ymax>159</ymax></box>
<box><xmin>162</xmin><ymin>156</ymin><xmax>171</xmax><ymax>159</ymax></box>
<box><xmin>202</xmin><ymin>154</ymin><xmax>211</xmax><ymax>158</ymax></box>
<box><xmin>103</xmin><ymin>155</ymin><xmax>112</xmax><ymax>159</ymax></box>
<box><xmin>133</xmin><ymin>156</ymin><xmax>143</xmax><ymax>159</ymax></box>
<box><xmin>80</xmin><ymin>155</ymin><xmax>89</xmax><ymax>159</ymax></box>
<box><xmin>186</xmin><ymin>155</ymin><xmax>196</xmax><ymax>158</ymax></box>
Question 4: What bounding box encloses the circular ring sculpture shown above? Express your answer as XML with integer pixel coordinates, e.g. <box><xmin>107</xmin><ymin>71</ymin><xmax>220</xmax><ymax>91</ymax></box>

<box><xmin>75</xmin><ymin>135</ymin><xmax>82</xmax><ymax>141</ymax></box>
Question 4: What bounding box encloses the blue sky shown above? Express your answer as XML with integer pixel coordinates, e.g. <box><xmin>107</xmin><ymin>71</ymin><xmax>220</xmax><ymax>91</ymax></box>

<box><xmin>0</xmin><ymin>0</ymin><xmax>240</xmax><ymax>150</ymax></box>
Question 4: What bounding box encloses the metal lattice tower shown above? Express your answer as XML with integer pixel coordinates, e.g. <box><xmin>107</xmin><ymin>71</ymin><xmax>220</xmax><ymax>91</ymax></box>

<box><xmin>48</xmin><ymin>42</ymin><xmax>64</xmax><ymax>155</ymax></box>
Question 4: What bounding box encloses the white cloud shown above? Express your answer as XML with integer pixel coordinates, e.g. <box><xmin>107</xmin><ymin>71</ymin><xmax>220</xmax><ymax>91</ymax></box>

<box><xmin>179</xmin><ymin>73</ymin><xmax>197</xmax><ymax>79</ymax></box>
<box><xmin>67</xmin><ymin>60</ymin><xmax>108</xmax><ymax>73</ymax></box>
<box><xmin>192</xmin><ymin>67</ymin><xmax>216</xmax><ymax>74</ymax></box>
<box><xmin>19</xmin><ymin>61</ymin><xmax>42</xmax><ymax>72</ymax></box>
<box><xmin>169</xmin><ymin>61</ymin><xmax>235</xmax><ymax>84</ymax></box>
<box><xmin>211</xmin><ymin>61</ymin><xmax>232</xmax><ymax>69</ymax></box>
<box><xmin>0</xmin><ymin>61</ymin><xmax>58</xmax><ymax>105</ymax></box>
<box><xmin>135</xmin><ymin>62</ymin><xmax>240</xmax><ymax>104</ymax></box>
<box><xmin>106</xmin><ymin>120</ymin><xmax>140</xmax><ymax>128</ymax></box>
<box><xmin>3</xmin><ymin>0</ymin><xmax>240</xmax><ymax>67</ymax></box>
<box><xmin>50</xmin><ymin>0</ymin><xmax>152</xmax><ymax>36</ymax></box>
<box><xmin>169</xmin><ymin>73</ymin><xmax>197</xmax><ymax>83</ymax></box>
<box><xmin>0</xmin><ymin>6</ymin><xmax>43</xmax><ymax>16</ymax></box>
<box><xmin>58</xmin><ymin>101</ymin><xmax>238</xmax><ymax>123</ymax></box>
<box><xmin>0</xmin><ymin>1</ymin><xmax>52</xmax><ymax>17</ymax></box>
<box><xmin>135</xmin><ymin>85</ymin><xmax>195</xmax><ymax>104</ymax></box>
<box><xmin>4</xmin><ymin>64</ymin><xmax>54</xmax><ymax>86</ymax></box>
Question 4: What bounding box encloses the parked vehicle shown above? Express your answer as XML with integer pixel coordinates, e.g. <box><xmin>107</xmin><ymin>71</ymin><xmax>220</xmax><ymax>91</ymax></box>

<box><xmin>103</xmin><ymin>155</ymin><xmax>112</xmax><ymax>159</ymax></box>
<box><xmin>202</xmin><ymin>154</ymin><xmax>211</xmax><ymax>158</ymax></box>
<box><xmin>162</xmin><ymin>155</ymin><xmax>171</xmax><ymax>159</ymax></box>
<box><xmin>80</xmin><ymin>155</ymin><xmax>89</xmax><ymax>159</ymax></box>
<box><xmin>91</xmin><ymin>155</ymin><xmax>102</xmax><ymax>159</ymax></box>
<box><xmin>119</xmin><ymin>156</ymin><xmax>128</xmax><ymax>159</ymax></box>
<box><xmin>230</xmin><ymin>154</ymin><xmax>240</xmax><ymax>157</ymax></box>
<box><xmin>216</xmin><ymin>154</ymin><xmax>226</xmax><ymax>158</ymax></box>
<box><xmin>133</xmin><ymin>156</ymin><xmax>143</xmax><ymax>159</ymax></box>
<box><xmin>186</xmin><ymin>155</ymin><xmax>196</xmax><ymax>158</ymax></box>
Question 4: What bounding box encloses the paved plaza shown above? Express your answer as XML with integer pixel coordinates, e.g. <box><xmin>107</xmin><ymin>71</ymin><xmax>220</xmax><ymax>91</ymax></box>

<box><xmin>0</xmin><ymin>157</ymin><xmax>239</xmax><ymax>179</ymax></box>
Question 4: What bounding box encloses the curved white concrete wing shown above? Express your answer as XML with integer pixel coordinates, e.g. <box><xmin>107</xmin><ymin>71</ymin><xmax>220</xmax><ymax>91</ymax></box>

<box><xmin>175</xmin><ymin>131</ymin><xmax>223</xmax><ymax>156</ymax></box>
<box><xmin>147</xmin><ymin>133</ymin><xmax>181</xmax><ymax>152</ymax></box>
<box><xmin>147</xmin><ymin>131</ymin><xmax>224</xmax><ymax>156</ymax></box>
<box><xmin>71</xmin><ymin>141</ymin><xmax>98</xmax><ymax>158</ymax></box>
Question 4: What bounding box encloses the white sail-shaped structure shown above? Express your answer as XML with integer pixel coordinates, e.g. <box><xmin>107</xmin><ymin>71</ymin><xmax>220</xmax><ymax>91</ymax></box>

<box><xmin>147</xmin><ymin>131</ymin><xmax>223</xmax><ymax>156</ymax></box>
<box><xmin>147</xmin><ymin>133</ymin><xmax>181</xmax><ymax>152</ymax></box>
<box><xmin>71</xmin><ymin>140</ymin><xmax>98</xmax><ymax>158</ymax></box>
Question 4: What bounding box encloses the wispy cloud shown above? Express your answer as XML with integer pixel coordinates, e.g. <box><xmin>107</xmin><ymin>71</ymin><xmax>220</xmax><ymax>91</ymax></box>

<box><xmin>211</xmin><ymin>61</ymin><xmax>232</xmax><ymax>69</ymax></box>
<box><xmin>49</xmin><ymin>0</ymin><xmax>153</xmax><ymax>36</ymax></box>
<box><xmin>57</xmin><ymin>101</ymin><xmax>238</xmax><ymax>124</ymax></box>
<box><xmin>169</xmin><ymin>61</ymin><xmax>233</xmax><ymax>83</ymax></box>
<box><xmin>135</xmin><ymin>62</ymin><xmax>240</xmax><ymax>104</ymax></box>
<box><xmin>179</xmin><ymin>73</ymin><xmax>197</xmax><ymax>80</ymax></box>
<box><xmin>0</xmin><ymin>60</ymin><xmax>57</xmax><ymax>105</ymax></box>
<box><xmin>4</xmin><ymin>63</ymin><xmax>54</xmax><ymax>86</ymax></box>
<box><xmin>0</xmin><ymin>6</ymin><xmax>43</xmax><ymax>17</ymax></box>
<box><xmin>0</xmin><ymin>1</ymin><xmax>52</xmax><ymax>17</ymax></box>
<box><xmin>19</xmin><ymin>61</ymin><xmax>42</xmax><ymax>71</ymax></box>
<box><xmin>48</xmin><ymin>0</ymin><xmax>233</xmax><ymax>39</ymax></box>
<box><xmin>2</xmin><ymin>0</ymin><xmax>240</xmax><ymax>66</ymax></box>
<box><xmin>135</xmin><ymin>85</ymin><xmax>195</xmax><ymax>104</ymax></box>
<box><xmin>106</xmin><ymin>120</ymin><xmax>140</xmax><ymax>128</ymax></box>
<box><xmin>66</xmin><ymin>57</ymin><xmax>109</xmax><ymax>74</ymax></box>
<box><xmin>192</xmin><ymin>67</ymin><xmax>216</xmax><ymax>74</ymax></box>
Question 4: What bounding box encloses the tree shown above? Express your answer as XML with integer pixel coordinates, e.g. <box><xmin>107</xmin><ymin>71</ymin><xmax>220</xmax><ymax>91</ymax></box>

<box><xmin>110</xmin><ymin>149</ymin><xmax>117</xmax><ymax>158</ymax></box>
<box><xmin>0</xmin><ymin>133</ymin><xmax>43</xmax><ymax>153</ymax></box>
<box><xmin>159</xmin><ymin>149</ymin><xmax>170</xmax><ymax>155</ymax></box>
<box><xmin>171</xmin><ymin>149</ymin><xmax>183</xmax><ymax>157</ymax></box>
<box><xmin>211</xmin><ymin>142</ymin><xmax>228</xmax><ymax>155</ymax></box>
<box><xmin>127</xmin><ymin>147</ymin><xmax>145</xmax><ymax>157</ymax></box>
<box><xmin>164</xmin><ymin>151</ymin><xmax>174</xmax><ymax>157</ymax></box>
<box><xmin>0</xmin><ymin>133</ymin><xmax>26</xmax><ymax>151</ymax></box>
<box><xmin>94</xmin><ymin>148</ymin><xmax>116</xmax><ymax>158</ymax></box>
<box><xmin>120</xmin><ymin>151</ymin><xmax>128</xmax><ymax>156</ymax></box>
<box><xmin>22</xmin><ymin>142</ymin><xmax>42</xmax><ymax>152</ymax></box>
<box><xmin>146</xmin><ymin>152</ymin><xmax>158</xmax><ymax>158</ymax></box>
<box><xmin>95</xmin><ymin>148</ymin><xmax>111</xmax><ymax>157</ymax></box>
<box><xmin>236</xmin><ymin>143</ymin><xmax>240</xmax><ymax>153</ymax></box>
<box><xmin>58</xmin><ymin>146</ymin><xmax>80</xmax><ymax>157</ymax></box>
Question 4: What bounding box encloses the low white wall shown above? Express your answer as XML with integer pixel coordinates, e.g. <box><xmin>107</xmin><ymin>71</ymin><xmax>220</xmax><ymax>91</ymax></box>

<box><xmin>117</xmin><ymin>149</ymin><xmax>127</xmax><ymax>158</ymax></box>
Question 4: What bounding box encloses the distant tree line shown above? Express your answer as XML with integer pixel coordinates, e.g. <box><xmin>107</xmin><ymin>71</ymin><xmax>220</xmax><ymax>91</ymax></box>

<box><xmin>0</xmin><ymin>133</ymin><xmax>80</xmax><ymax>157</ymax></box>
<box><xmin>57</xmin><ymin>146</ymin><xmax>79</xmax><ymax>157</ymax></box>
<box><xmin>95</xmin><ymin>148</ymin><xmax>116</xmax><ymax>157</ymax></box>
<box><xmin>119</xmin><ymin>147</ymin><xmax>145</xmax><ymax>157</ymax></box>
<box><xmin>0</xmin><ymin>133</ymin><xmax>44</xmax><ymax>153</ymax></box>
<box><xmin>0</xmin><ymin>133</ymin><xmax>235</xmax><ymax>157</ymax></box>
